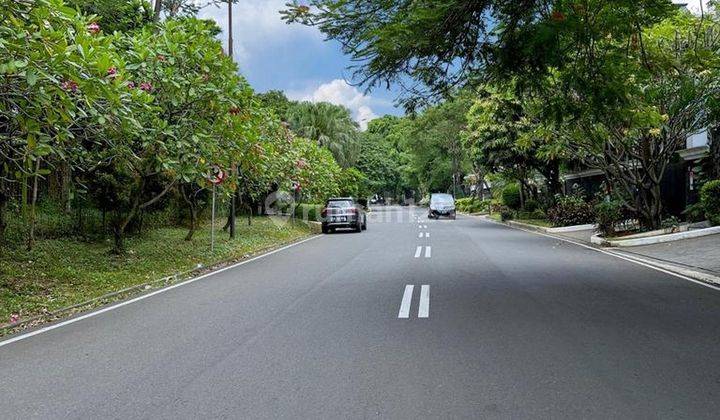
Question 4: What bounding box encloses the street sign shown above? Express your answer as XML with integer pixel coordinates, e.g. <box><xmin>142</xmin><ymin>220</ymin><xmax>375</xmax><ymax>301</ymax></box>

<box><xmin>207</xmin><ymin>165</ymin><xmax>226</xmax><ymax>253</ymax></box>
<box><xmin>208</xmin><ymin>165</ymin><xmax>226</xmax><ymax>185</ymax></box>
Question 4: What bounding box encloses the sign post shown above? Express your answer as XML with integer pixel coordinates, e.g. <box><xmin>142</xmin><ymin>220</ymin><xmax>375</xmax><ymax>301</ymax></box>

<box><xmin>208</xmin><ymin>165</ymin><xmax>227</xmax><ymax>252</ymax></box>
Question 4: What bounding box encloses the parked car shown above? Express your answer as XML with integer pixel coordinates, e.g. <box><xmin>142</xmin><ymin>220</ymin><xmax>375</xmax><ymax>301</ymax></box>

<box><xmin>321</xmin><ymin>197</ymin><xmax>367</xmax><ymax>233</ymax></box>
<box><xmin>428</xmin><ymin>193</ymin><xmax>456</xmax><ymax>219</ymax></box>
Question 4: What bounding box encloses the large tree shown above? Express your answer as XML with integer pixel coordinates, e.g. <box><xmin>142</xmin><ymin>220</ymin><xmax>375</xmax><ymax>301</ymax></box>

<box><xmin>283</xmin><ymin>0</ymin><xmax>675</xmax><ymax>110</ymax></box>
<box><xmin>286</xmin><ymin>101</ymin><xmax>360</xmax><ymax>168</ymax></box>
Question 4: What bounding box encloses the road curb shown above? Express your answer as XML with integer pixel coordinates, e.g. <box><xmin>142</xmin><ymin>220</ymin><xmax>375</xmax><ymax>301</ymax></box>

<box><xmin>470</xmin><ymin>214</ymin><xmax>720</xmax><ymax>291</ymax></box>
<box><xmin>593</xmin><ymin>226</ymin><xmax>720</xmax><ymax>247</ymax></box>
<box><xmin>604</xmin><ymin>249</ymin><xmax>720</xmax><ymax>286</ymax></box>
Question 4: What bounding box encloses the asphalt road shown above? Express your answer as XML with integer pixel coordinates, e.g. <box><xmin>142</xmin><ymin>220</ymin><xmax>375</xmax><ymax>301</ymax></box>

<box><xmin>2</xmin><ymin>206</ymin><xmax>720</xmax><ymax>419</ymax></box>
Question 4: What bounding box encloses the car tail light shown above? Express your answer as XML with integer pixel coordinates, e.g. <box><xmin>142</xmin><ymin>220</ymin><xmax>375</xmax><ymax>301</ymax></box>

<box><xmin>347</xmin><ymin>208</ymin><xmax>357</xmax><ymax>214</ymax></box>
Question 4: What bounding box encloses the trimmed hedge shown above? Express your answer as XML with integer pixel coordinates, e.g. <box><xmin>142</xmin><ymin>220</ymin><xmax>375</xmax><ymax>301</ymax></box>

<box><xmin>456</xmin><ymin>197</ymin><xmax>490</xmax><ymax>214</ymax></box>
<box><xmin>501</xmin><ymin>184</ymin><xmax>521</xmax><ymax>210</ymax></box>
<box><xmin>547</xmin><ymin>195</ymin><xmax>595</xmax><ymax>227</ymax></box>
<box><xmin>701</xmin><ymin>179</ymin><xmax>720</xmax><ymax>226</ymax></box>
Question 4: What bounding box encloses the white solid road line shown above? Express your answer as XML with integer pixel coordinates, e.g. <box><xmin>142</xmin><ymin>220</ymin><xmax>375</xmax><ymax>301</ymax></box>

<box><xmin>425</xmin><ymin>232</ymin><xmax>430</xmax><ymax>238</ymax></box>
<box><xmin>418</xmin><ymin>285</ymin><xmax>430</xmax><ymax>318</ymax></box>
<box><xmin>418</xmin><ymin>232</ymin><xmax>423</xmax><ymax>238</ymax></box>
<box><xmin>423</xmin><ymin>225</ymin><xmax>428</xmax><ymax>229</ymax></box>
<box><xmin>398</xmin><ymin>285</ymin><xmax>415</xmax><ymax>318</ymax></box>
<box><xmin>425</xmin><ymin>246</ymin><xmax>432</xmax><ymax>258</ymax></box>
<box><xmin>480</xmin><ymin>216</ymin><xmax>720</xmax><ymax>293</ymax></box>
<box><xmin>414</xmin><ymin>246</ymin><xmax>423</xmax><ymax>258</ymax></box>
<box><xmin>0</xmin><ymin>235</ymin><xmax>323</xmax><ymax>348</ymax></box>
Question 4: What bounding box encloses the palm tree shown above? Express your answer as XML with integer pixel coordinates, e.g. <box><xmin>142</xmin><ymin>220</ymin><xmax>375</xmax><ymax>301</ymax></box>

<box><xmin>287</xmin><ymin>102</ymin><xmax>360</xmax><ymax>168</ymax></box>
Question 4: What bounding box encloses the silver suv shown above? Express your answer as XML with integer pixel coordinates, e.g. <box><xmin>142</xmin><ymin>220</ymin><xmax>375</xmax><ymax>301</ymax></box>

<box><xmin>428</xmin><ymin>193</ymin><xmax>456</xmax><ymax>219</ymax></box>
<box><xmin>321</xmin><ymin>197</ymin><xmax>367</xmax><ymax>233</ymax></box>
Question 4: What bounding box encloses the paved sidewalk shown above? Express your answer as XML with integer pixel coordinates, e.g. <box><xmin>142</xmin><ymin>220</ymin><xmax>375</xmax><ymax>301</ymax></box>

<box><xmin>554</xmin><ymin>229</ymin><xmax>595</xmax><ymax>244</ymax></box>
<box><xmin>611</xmin><ymin>234</ymin><xmax>720</xmax><ymax>276</ymax></box>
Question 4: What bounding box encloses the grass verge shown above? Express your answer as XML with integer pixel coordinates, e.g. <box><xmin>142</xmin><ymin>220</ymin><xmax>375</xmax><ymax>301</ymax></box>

<box><xmin>0</xmin><ymin>217</ymin><xmax>311</xmax><ymax>326</ymax></box>
<box><xmin>515</xmin><ymin>218</ymin><xmax>552</xmax><ymax>228</ymax></box>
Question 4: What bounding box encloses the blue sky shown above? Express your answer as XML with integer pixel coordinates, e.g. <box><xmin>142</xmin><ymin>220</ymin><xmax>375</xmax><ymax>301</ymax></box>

<box><xmin>198</xmin><ymin>0</ymin><xmax>404</xmax><ymax>128</ymax></box>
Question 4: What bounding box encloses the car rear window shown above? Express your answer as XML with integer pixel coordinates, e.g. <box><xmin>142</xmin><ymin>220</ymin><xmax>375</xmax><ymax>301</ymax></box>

<box><xmin>431</xmin><ymin>194</ymin><xmax>454</xmax><ymax>204</ymax></box>
<box><xmin>327</xmin><ymin>200</ymin><xmax>353</xmax><ymax>208</ymax></box>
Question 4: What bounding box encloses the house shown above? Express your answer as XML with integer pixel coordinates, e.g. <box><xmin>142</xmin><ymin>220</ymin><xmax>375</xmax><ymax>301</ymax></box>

<box><xmin>561</xmin><ymin>129</ymin><xmax>711</xmax><ymax>217</ymax></box>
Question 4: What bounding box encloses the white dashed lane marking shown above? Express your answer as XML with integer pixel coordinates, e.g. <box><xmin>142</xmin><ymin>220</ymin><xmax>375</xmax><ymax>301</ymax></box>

<box><xmin>398</xmin><ymin>285</ymin><xmax>414</xmax><ymax>318</ymax></box>
<box><xmin>418</xmin><ymin>285</ymin><xmax>430</xmax><ymax>318</ymax></box>
<box><xmin>397</xmin><ymin>285</ymin><xmax>430</xmax><ymax>319</ymax></box>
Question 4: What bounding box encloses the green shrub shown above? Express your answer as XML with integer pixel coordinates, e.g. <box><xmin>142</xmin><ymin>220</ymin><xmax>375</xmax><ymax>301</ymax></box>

<box><xmin>700</xmin><ymin>179</ymin><xmax>720</xmax><ymax>226</ymax></box>
<box><xmin>661</xmin><ymin>216</ymin><xmax>681</xmax><ymax>229</ymax></box>
<box><xmin>547</xmin><ymin>195</ymin><xmax>594</xmax><ymax>227</ymax></box>
<box><xmin>499</xmin><ymin>206</ymin><xmax>514</xmax><ymax>221</ymax></box>
<box><xmin>456</xmin><ymin>198</ymin><xmax>490</xmax><ymax>214</ymax></box>
<box><xmin>502</xmin><ymin>184</ymin><xmax>522</xmax><ymax>210</ymax></box>
<box><xmin>294</xmin><ymin>204</ymin><xmax>324</xmax><ymax>222</ymax></box>
<box><xmin>683</xmin><ymin>202</ymin><xmax>706</xmax><ymax>223</ymax></box>
<box><xmin>468</xmin><ymin>199</ymin><xmax>490</xmax><ymax>214</ymax></box>
<box><xmin>530</xmin><ymin>208</ymin><xmax>546</xmax><ymax>220</ymax></box>
<box><xmin>524</xmin><ymin>199</ymin><xmax>539</xmax><ymax>212</ymax></box>
<box><xmin>489</xmin><ymin>199</ymin><xmax>504</xmax><ymax>213</ymax></box>
<box><xmin>455</xmin><ymin>197</ymin><xmax>474</xmax><ymax>213</ymax></box>
<box><xmin>594</xmin><ymin>200</ymin><xmax>623</xmax><ymax>237</ymax></box>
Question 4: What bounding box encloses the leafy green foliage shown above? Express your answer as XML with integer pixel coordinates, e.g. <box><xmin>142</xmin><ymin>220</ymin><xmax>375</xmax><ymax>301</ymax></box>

<box><xmin>287</xmin><ymin>101</ymin><xmax>360</xmax><ymax>168</ymax></box>
<box><xmin>67</xmin><ymin>0</ymin><xmax>154</xmax><ymax>33</ymax></box>
<box><xmin>337</xmin><ymin>168</ymin><xmax>370</xmax><ymax>199</ymax></box>
<box><xmin>547</xmin><ymin>195</ymin><xmax>595</xmax><ymax>227</ymax></box>
<box><xmin>282</xmin><ymin>1</ymin><xmax>674</xmax><ymax>110</ymax></box>
<box><xmin>595</xmin><ymin>200</ymin><xmax>624</xmax><ymax>237</ymax></box>
<box><xmin>701</xmin><ymin>180</ymin><xmax>720</xmax><ymax>226</ymax></box>
<box><xmin>456</xmin><ymin>198</ymin><xmax>489</xmax><ymax>214</ymax></box>
<box><xmin>501</xmin><ymin>184</ymin><xmax>521</xmax><ymax>210</ymax></box>
<box><xmin>294</xmin><ymin>203</ymin><xmax>324</xmax><ymax>222</ymax></box>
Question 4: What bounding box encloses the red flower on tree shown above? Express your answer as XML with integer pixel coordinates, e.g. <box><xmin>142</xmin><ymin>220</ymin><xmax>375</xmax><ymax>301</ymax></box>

<box><xmin>88</xmin><ymin>22</ymin><xmax>100</xmax><ymax>34</ymax></box>
<box><xmin>61</xmin><ymin>80</ymin><xmax>79</xmax><ymax>93</ymax></box>
<box><xmin>107</xmin><ymin>67</ymin><xmax>117</xmax><ymax>77</ymax></box>
<box><xmin>139</xmin><ymin>82</ymin><xmax>153</xmax><ymax>92</ymax></box>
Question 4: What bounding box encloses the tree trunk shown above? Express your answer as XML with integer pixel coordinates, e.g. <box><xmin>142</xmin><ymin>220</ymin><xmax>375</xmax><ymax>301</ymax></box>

<box><xmin>0</xmin><ymin>173</ymin><xmax>7</xmax><ymax>244</ymax></box>
<box><xmin>636</xmin><ymin>180</ymin><xmax>663</xmax><ymax>230</ymax></box>
<box><xmin>185</xmin><ymin>205</ymin><xmax>197</xmax><ymax>241</ymax></box>
<box><xmin>153</xmin><ymin>0</ymin><xmax>162</xmax><ymax>20</ymax></box>
<box><xmin>0</xmin><ymin>191</ymin><xmax>6</xmax><ymax>244</ymax></box>
<box><xmin>542</xmin><ymin>159</ymin><xmax>562</xmax><ymax>202</ymax></box>
<box><xmin>247</xmin><ymin>200</ymin><xmax>252</xmax><ymax>226</ymax></box>
<box><xmin>63</xmin><ymin>162</ymin><xmax>72</xmax><ymax>213</ymax></box>
<box><xmin>26</xmin><ymin>160</ymin><xmax>41</xmax><ymax>251</ymax></box>
<box><xmin>113</xmin><ymin>225</ymin><xmax>124</xmax><ymax>253</ymax></box>
<box><xmin>180</xmin><ymin>184</ymin><xmax>197</xmax><ymax>241</ymax></box>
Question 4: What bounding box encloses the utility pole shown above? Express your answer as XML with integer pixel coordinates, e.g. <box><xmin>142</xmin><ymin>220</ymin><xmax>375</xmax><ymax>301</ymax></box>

<box><xmin>228</xmin><ymin>0</ymin><xmax>234</xmax><ymax>59</ymax></box>
<box><xmin>227</xmin><ymin>0</ymin><xmax>237</xmax><ymax>238</ymax></box>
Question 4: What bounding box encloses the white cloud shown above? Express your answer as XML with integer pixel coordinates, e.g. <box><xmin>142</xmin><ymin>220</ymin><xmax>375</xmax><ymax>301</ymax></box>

<box><xmin>673</xmin><ymin>0</ymin><xmax>713</xmax><ymax>14</ymax></box>
<box><xmin>198</xmin><ymin>0</ymin><xmax>320</xmax><ymax>63</ymax></box>
<box><xmin>288</xmin><ymin>79</ymin><xmax>384</xmax><ymax>130</ymax></box>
